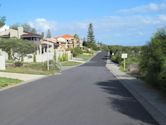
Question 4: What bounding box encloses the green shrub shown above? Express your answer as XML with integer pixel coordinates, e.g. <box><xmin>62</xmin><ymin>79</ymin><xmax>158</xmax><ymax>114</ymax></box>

<box><xmin>139</xmin><ymin>28</ymin><xmax>166</xmax><ymax>91</ymax></box>
<box><xmin>14</xmin><ymin>61</ymin><xmax>23</xmax><ymax>67</ymax></box>
<box><xmin>111</xmin><ymin>55</ymin><xmax>122</xmax><ymax>64</ymax></box>
<box><xmin>42</xmin><ymin>61</ymin><xmax>59</xmax><ymax>71</ymax></box>
<box><xmin>71</xmin><ymin>47</ymin><xmax>83</xmax><ymax>57</ymax></box>
<box><xmin>58</xmin><ymin>54</ymin><xmax>68</xmax><ymax>62</ymax></box>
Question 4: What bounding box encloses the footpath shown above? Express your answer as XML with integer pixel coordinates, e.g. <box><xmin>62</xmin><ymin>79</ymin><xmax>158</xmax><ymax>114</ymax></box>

<box><xmin>0</xmin><ymin>72</ymin><xmax>45</xmax><ymax>81</ymax></box>
<box><xmin>106</xmin><ymin>59</ymin><xmax>166</xmax><ymax>125</ymax></box>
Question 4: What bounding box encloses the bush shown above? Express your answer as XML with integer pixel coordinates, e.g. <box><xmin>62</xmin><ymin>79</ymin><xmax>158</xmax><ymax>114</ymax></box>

<box><xmin>14</xmin><ymin>61</ymin><xmax>23</xmax><ymax>67</ymax></box>
<box><xmin>139</xmin><ymin>28</ymin><xmax>166</xmax><ymax>91</ymax></box>
<box><xmin>111</xmin><ymin>55</ymin><xmax>120</xmax><ymax>63</ymax></box>
<box><xmin>58</xmin><ymin>54</ymin><xmax>68</xmax><ymax>62</ymax></box>
<box><xmin>71</xmin><ymin>47</ymin><xmax>83</xmax><ymax>57</ymax></box>
<box><xmin>109</xmin><ymin>45</ymin><xmax>141</xmax><ymax>68</ymax></box>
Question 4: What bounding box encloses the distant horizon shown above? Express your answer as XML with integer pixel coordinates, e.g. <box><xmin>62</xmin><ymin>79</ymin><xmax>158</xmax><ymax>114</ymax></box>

<box><xmin>0</xmin><ymin>0</ymin><xmax>166</xmax><ymax>46</ymax></box>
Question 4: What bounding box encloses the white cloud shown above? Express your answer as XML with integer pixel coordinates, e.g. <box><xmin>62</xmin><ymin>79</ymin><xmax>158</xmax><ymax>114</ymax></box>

<box><xmin>72</xmin><ymin>14</ymin><xmax>166</xmax><ymax>44</ymax></box>
<box><xmin>28</xmin><ymin>18</ymin><xmax>57</xmax><ymax>32</ymax></box>
<box><xmin>118</xmin><ymin>2</ymin><xmax>166</xmax><ymax>14</ymax></box>
<box><xmin>26</xmin><ymin>4</ymin><xmax>166</xmax><ymax>45</ymax></box>
<box><xmin>159</xmin><ymin>14</ymin><xmax>166</xmax><ymax>21</ymax></box>
<box><xmin>90</xmin><ymin>15</ymin><xmax>166</xmax><ymax>30</ymax></box>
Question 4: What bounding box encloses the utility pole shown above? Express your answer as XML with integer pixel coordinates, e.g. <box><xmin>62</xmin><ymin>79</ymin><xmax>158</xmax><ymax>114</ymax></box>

<box><xmin>47</xmin><ymin>43</ymin><xmax>49</xmax><ymax>71</ymax></box>
<box><xmin>124</xmin><ymin>58</ymin><xmax>126</xmax><ymax>71</ymax></box>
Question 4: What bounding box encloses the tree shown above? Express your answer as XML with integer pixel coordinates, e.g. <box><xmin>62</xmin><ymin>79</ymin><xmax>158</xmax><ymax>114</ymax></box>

<box><xmin>87</xmin><ymin>23</ymin><xmax>95</xmax><ymax>43</ymax></box>
<box><xmin>0</xmin><ymin>16</ymin><xmax>6</xmax><ymax>27</ymax></box>
<box><xmin>86</xmin><ymin>23</ymin><xmax>98</xmax><ymax>50</ymax></box>
<box><xmin>0</xmin><ymin>38</ymin><xmax>35</xmax><ymax>61</ymax></box>
<box><xmin>10</xmin><ymin>23</ymin><xmax>21</xmax><ymax>29</ymax></box>
<box><xmin>22</xmin><ymin>23</ymin><xmax>33</xmax><ymax>32</ymax></box>
<box><xmin>10</xmin><ymin>23</ymin><xmax>37</xmax><ymax>33</ymax></box>
<box><xmin>74</xmin><ymin>34</ymin><xmax>79</xmax><ymax>40</ymax></box>
<box><xmin>82</xmin><ymin>37</ymin><xmax>87</xmax><ymax>46</ymax></box>
<box><xmin>46</xmin><ymin>29</ymin><xmax>51</xmax><ymax>38</ymax></box>
<box><xmin>31</xmin><ymin>28</ymin><xmax>37</xmax><ymax>34</ymax></box>
<box><xmin>41</xmin><ymin>32</ymin><xmax>45</xmax><ymax>38</ymax></box>
<box><xmin>140</xmin><ymin>28</ymin><xmax>166</xmax><ymax>91</ymax></box>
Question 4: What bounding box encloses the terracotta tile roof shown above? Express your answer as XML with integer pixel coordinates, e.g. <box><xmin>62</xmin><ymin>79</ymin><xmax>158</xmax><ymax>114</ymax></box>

<box><xmin>55</xmin><ymin>34</ymin><xmax>74</xmax><ymax>40</ymax></box>
<box><xmin>62</xmin><ymin>34</ymin><xmax>74</xmax><ymax>39</ymax></box>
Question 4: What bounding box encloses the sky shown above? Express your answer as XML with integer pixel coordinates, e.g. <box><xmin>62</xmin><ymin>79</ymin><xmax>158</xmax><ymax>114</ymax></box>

<box><xmin>0</xmin><ymin>0</ymin><xmax>166</xmax><ymax>45</ymax></box>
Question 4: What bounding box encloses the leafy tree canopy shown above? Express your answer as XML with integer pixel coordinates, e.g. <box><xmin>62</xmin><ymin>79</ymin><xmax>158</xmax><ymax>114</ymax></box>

<box><xmin>0</xmin><ymin>38</ymin><xmax>35</xmax><ymax>61</ymax></box>
<box><xmin>87</xmin><ymin>23</ymin><xmax>95</xmax><ymax>43</ymax></box>
<box><xmin>46</xmin><ymin>29</ymin><xmax>51</xmax><ymax>38</ymax></box>
<box><xmin>10</xmin><ymin>23</ymin><xmax>37</xmax><ymax>33</ymax></box>
<box><xmin>0</xmin><ymin>16</ymin><xmax>6</xmax><ymax>27</ymax></box>
<box><xmin>140</xmin><ymin>28</ymin><xmax>166</xmax><ymax>90</ymax></box>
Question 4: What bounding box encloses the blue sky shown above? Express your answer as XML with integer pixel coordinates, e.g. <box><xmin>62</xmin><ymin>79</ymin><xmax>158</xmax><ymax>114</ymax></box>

<box><xmin>1</xmin><ymin>0</ymin><xmax>166</xmax><ymax>45</ymax></box>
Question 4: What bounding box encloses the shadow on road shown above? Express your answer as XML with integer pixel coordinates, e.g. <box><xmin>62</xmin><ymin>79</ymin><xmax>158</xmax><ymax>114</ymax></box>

<box><xmin>95</xmin><ymin>79</ymin><xmax>159</xmax><ymax>125</ymax></box>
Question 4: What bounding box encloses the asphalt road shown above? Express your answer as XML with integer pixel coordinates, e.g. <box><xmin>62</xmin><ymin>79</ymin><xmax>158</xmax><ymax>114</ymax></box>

<box><xmin>0</xmin><ymin>52</ymin><xmax>159</xmax><ymax>125</ymax></box>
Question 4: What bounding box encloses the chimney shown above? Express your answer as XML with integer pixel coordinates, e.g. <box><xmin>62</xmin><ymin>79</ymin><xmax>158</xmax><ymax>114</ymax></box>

<box><xmin>18</xmin><ymin>27</ymin><xmax>24</xmax><ymax>39</ymax></box>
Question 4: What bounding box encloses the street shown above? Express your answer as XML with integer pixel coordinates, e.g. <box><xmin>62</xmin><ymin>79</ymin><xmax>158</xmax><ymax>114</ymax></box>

<box><xmin>0</xmin><ymin>52</ymin><xmax>158</xmax><ymax>125</ymax></box>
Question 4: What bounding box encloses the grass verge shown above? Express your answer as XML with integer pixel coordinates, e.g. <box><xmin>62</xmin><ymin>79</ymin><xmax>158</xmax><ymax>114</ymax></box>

<box><xmin>2</xmin><ymin>62</ymin><xmax>59</xmax><ymax>75</ymax></box>
<box><xmin>61</xmin><ymin>61</ymin><xmax>82</xmax><ymax>66</ymax></box>
<box><xmin>0</xmin><ymin>77</ymin><xmax>22</xmax><ymax>88</ymax></box>
<box><xmin>77</xmin><ymin>53</ymin><xmax>94</xmax><ymax>61</ymax></box>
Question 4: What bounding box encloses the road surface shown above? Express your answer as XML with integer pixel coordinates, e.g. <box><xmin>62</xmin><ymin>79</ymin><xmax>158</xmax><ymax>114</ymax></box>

<box><xmin>0</xmin><ymin>52</ymin><xmax>159</xmax><ymax>125</ymax></box>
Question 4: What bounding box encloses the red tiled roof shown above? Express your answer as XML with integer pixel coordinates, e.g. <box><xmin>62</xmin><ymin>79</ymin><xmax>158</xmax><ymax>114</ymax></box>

<box><xmin>62</xmin><ymin>34</ymin><xmax>74</xmax><ymax>39</ymax></box>
<box><xmin>55</xmin><ymin>34</ymin><xmax>74</xmax><ymax>40</ymax></box>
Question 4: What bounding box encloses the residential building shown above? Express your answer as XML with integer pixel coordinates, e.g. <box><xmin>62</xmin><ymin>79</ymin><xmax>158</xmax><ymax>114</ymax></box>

<box><xmin>41</xmin><ymin>34</ymin><xmax>83</xmax><ymax>51</ymax></box>
<box><xmin>55</xmin><ymin>34</ymin><xmax>83</xmax><ymax>50</ymax></box>
<box><xmin>0</xmin><ymin>27</ymin><xmax>41</xmax><ymax>44</ymax></box>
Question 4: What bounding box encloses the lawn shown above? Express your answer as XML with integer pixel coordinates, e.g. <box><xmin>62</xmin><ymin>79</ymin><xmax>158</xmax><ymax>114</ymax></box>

<box><xmin>3</xmin><ymin>62</ymin><xmax>59</xmax><ymax>75</ymax></box>
<box><xmin>2</xmin><ymin>53</ymin><xmax>95</xmax><ymax>75</ymax></box>
<box><xmin>0</xmin><ymin>77</ymin><xmax>22</xmax><ymax>88</ymax></box>
<box><xmin>77</xmin><ymin>53</ymin><xmax>94</xmax><ymax>61</ymax></box>
<box><xmin>61</xmin><ymin>61</ymin><xmax>82</xmax><ymax>66</ymax></box>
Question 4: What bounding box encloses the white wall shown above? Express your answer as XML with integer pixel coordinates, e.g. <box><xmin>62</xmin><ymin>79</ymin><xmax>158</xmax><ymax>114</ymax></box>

<box><xmin>36</xmin><ymin>52</ymin><xmax>54</xmax><ymax>63</ymax></box>
<box><xmin>23</xmin><ymin>54</ymin><xmax>34</xmax><ymax>63</ymax></box>
<box><xmin>0</xmin><ymin>49</ymin><xmax>8</xmax><ymax>61</ymax></box>
<box><xmin>0</xmin><ymin>55</ymin><xmax>6</xmax><ymax>70</ymax></box>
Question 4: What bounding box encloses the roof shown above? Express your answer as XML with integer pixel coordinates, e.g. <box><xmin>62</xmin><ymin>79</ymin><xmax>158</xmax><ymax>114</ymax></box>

<box><xmin>62</xmin><ymin>34</ymin><xmax>74</xmax><ymax>39</ymax></box>
<box><xmin>21</xmin><ymin>32</ymin><xmax>41</xmax><ymax>38</ymax></box>
<box><xmin>43</xmin><ymin>38</ymin><xmax>57</xmax><ymax>43</ymax></box>
<box><xmin>55</xmin><ymin>34</ymin><xmax>74</xmax><ymax>40</ymax></box>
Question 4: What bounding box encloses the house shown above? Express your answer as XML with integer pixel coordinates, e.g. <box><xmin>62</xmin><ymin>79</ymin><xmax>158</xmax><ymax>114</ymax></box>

<box><xmin>55</xmin><ymin>34</ymin><xmax>83</xmax><ymax>50</ymax></box>
<box><xmin>0</xmin><ymin>27</ymin><xmax>43</xmax><ymax>63</ymax></box>
<box><xmin>0</xmin><ymin>27</ymin><xmax>41</xmax><ymax>44</ymax></box>
<box><xmin>41</xmin><ymin>34</ymin><xmax>83</xmax><ymax>51</ymax></box>
<box><xmin>39</xmin><ymin>34</ymin><xmax>83</xmax><ymax>62</ymax></box>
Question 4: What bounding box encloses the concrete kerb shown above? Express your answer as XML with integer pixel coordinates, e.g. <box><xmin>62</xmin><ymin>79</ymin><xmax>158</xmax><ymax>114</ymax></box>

<box><xmin>106</xmin><ymin>57</ymin><xmax>166</xmax><ymax>125</ymax></box>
